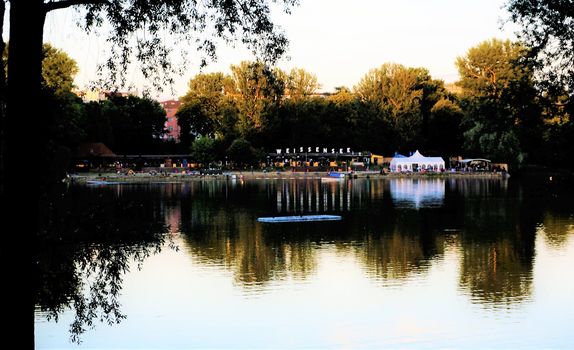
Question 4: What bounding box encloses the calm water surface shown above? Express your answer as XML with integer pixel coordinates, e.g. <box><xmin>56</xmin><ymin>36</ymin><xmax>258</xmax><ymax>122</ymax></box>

<box><xmin>35</xmin><ymin>177</ymin><xmax>574</xmax><ymax>348</ymax></box>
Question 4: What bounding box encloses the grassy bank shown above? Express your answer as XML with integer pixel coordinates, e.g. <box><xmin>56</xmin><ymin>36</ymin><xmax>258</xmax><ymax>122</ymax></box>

<box><xmin>69</xmin><ymin>170</ymin><xmax>509</xmax><ymax>184</ymax></box>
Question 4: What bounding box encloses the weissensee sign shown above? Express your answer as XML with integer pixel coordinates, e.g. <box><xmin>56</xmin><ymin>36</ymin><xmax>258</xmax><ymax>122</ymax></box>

<box><xmin>275</xmin><ymin>147</ymin><xmax>353</xmax><ymax>154</ymax></box>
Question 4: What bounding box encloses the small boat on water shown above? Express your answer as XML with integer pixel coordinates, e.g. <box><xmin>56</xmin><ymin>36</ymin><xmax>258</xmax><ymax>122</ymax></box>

<box><xmin>257</xmin><ymin>215</ymin><xmax>342</xmax><ymax>223</ymax></box>
<box><xmin>327</xmin><ymin>172</ymin><xmax>346</xmax><ymax>178</ymax></box>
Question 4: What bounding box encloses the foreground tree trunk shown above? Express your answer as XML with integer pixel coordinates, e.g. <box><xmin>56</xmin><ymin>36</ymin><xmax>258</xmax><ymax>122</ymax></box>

<box><xmin>0</xmin><ymin>0</ymin><xmax>5</xmax><ymax>194</ymax></box>
<box><xmin>2</xmin><ymin>1</ymin><xmax>47</xmax><ymax>348</ymax></box>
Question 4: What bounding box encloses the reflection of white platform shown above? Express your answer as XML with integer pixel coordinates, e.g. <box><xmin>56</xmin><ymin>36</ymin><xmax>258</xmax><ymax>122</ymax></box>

<box><xmin>390</xmin><ymin>178</ymin><xmax>445</xmax><ymax>209</ymax></box>
<box><xmin>321</xmin><ymin>177</ymin><xmax>344</xmax><ymax>183</ymax></box>
<box><xmin>258</xmin><ymin>215</ymin><xmax>342</xmax><ymax>223</ymax></box>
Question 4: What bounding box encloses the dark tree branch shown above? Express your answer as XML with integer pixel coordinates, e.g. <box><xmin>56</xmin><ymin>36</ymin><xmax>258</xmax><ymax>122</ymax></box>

<box><xmin>44</xmin><ymin>0</ymin><xmax>108</xmax><ymax>13</ymax></box>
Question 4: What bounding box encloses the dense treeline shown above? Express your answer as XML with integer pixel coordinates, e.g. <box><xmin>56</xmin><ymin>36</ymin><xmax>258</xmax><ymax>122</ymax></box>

<box><xmin>44</xmin><ymin>92</ymin><xmax>169</xmax><ymax>155</ymax></box>
<box><xmin>176</xmin><ymin>39</ymin><xmax>572</xmax><ymax>168</ymax></box>
<box><xmin>177</xmin><ymin>62</ymin><xmax>463</xmax><ymax>166</ymax></box>
<box><xmin>41</xmin><ymin>38</ymin><xmax>573</xmax><ymax>170</ymax></box>
<box><xmin>22</xmin><ymin>46</ymin><xmax>171</xmax><ymax>158</ymax></box>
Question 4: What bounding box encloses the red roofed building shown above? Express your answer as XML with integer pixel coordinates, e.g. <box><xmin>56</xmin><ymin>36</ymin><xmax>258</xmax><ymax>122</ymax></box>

<box><xmin>161</xmin><ymin>100</ymin><xmax>181</xmax><ymax>142</ymax></box>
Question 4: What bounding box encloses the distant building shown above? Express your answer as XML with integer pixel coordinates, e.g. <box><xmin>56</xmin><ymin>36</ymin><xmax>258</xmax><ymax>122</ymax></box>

<box><xmin>74</xmin><ymin>88</ymin><xmax>139</xmax><ymax>102</ymax></box>
<box><xmin>73</xmin><ymin>89</ymin><xmax>107</xmax><ymax>102</ymax></box>
<box><xmin>160</xmin><ymin>100</ymin><xmax>181</xmax><ymax>142</ymax></box>
<box><xmin>75</xmin><ymin>142</ymin><xmax>116</xmax><ymax>158</ymax></box>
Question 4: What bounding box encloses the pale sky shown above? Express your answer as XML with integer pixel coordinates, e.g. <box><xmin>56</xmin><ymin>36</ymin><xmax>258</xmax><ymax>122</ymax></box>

<box><xmin>38</xmin><ymin>0</ymin><xmax>517</xmax><ymax>100</ymax></box>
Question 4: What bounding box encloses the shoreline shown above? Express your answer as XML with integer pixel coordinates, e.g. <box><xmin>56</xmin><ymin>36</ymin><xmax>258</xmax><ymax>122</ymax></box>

<box><xmin>70</xmin><ymin>170</ymin><xmax>509</xmax><ymax>184</ymax></box>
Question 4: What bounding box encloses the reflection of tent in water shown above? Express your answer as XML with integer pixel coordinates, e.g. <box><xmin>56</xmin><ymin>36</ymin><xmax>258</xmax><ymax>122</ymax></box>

<box><xmin>390</xmin><ymin>178</ymin><xmax>445</xmax><ymax>209</ymax></box>
<box><xmin>390</xmin><ymin>150</ymin><xmax>445</xmax><ymax>172</ymax></box>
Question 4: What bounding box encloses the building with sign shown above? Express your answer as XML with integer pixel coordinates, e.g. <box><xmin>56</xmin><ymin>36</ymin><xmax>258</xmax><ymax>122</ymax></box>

<box><xmin>267</xmin><ymin>147</ymin><xmax>371</xmax><ymax>171</ymax></box>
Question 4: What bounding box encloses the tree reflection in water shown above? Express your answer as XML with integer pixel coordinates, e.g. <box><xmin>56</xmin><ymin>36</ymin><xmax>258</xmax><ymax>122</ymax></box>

<box><xmin>178</xmin><ymin>182</ymin><xmax>319</xmax><ymax>288</ymax></box>
<box><xmin>35</xmin><ymin>177</ymin><xmax>574</xmax><ymax>342</ymax></box>
<box><xmin>451</xmin><ymin>178</ymin><xmax>537</xmax><ymax>306</ymax></box>
<box><xmin>37</xmin><ymin>184</ymin><xmax>169</xmax><ymax>343</ymax></box>
<box><xmin>175</xmin><ymin>178</ymin><xmax>548</xmax><ymax>307</ymax></box>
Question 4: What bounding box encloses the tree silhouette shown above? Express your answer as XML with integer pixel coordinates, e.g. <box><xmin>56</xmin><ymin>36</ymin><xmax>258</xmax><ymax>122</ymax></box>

<box><xmin>36</xmin><ymin>185</ymin><xmax>170</xmax><ymax>343</ymax></box>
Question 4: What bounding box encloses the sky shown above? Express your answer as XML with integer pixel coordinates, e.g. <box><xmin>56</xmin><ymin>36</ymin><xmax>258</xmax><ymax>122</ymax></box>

<box><xmin>37</xmin><ymin>0</ymin><xmax>517</xmax><ymax>100</ymax></box>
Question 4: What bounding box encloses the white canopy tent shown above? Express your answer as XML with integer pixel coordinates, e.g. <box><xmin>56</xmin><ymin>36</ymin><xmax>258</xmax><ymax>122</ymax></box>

<box><xmin>390</xmin><ymin>150</ymin><xmax>445</xmax><ymax>172</ymax></box>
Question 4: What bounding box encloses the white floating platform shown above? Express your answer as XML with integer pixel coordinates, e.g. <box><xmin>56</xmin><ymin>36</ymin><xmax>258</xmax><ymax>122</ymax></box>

<box><xmin>86</xmin><ymin>180</ymin><xmax>112</xmax><ymax>185</ymax></box>
<box><xmin>257</xmin><ymin>215</ymin><xmax>342</xmax><ymax>223</ymax></box>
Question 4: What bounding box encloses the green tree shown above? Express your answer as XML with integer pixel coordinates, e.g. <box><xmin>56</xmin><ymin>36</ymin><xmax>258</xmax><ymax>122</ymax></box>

<box><xmin>355</xmin><ymin>63</ymin><xmax>425</xmax><ymax>149</ymax></box>
<box><xmin>83</xmin><ymin>100</ymin><xmax>114</xmax><ymax>146</ymax></box>
<box><xmin>428</xmin><ymin>98</ymin><xmax>464</xmax><ymax>155</ymax></box>
<box><xmin>411</xmin><ymin>68</ymin><xmax>452</xmax><ymax>150</ymax></box>
<box><xmin>3</xmin><ymin>43</ymin><xmax>84</xmax><ymax>176</ymax></box>
<box><xmin>176</xmin><ymin>100</ymin><xmax>213</xmax><ymax>149</ymax></box>
<box><xmin>184</xmin><ymin>72</ymin><xmax>234</xmax><ymax>98</ymax></box>
<box><xmin>93</xmin><ymin>95</ymin><xmax>166</xmax><ymax>154</ymax></box>
<box><xmin>506</xmin><ymin>0</ymin><xmax>574</xmax><ymax>168</ymax></box>
<box><xmin>456</xmin><ymin>39</ymin><xmax>533</xmax><ymax>99</ymax></box>
<box><xmin>178</xmin><ymin>72</ymin><xmax>237</xmax><ymax>143</ymax></box>
<box><xmin>324</xmin><ymin>87</ymin><xmax>362</xmax><ymax>149</ymax></box>
<box><xmin>47</xmin><ymin>93</ymin><xmax>86</xmax><ymax>148</ymax></box>
<box><xmin>41</xmin><ymin>43</ymin><xmax>78</xmax><ymax>95</ymax></box>
<box><xmin>276</xmin><ymin>97</ymin><xmax>327</xmax><ymax>147</ymax></box>
<box><xmin>3</xmin><ymin>43</ymin><xmax>79</xmax><ymax>95</ymax></box>
<box><xmin>284</xmin><ymin>68</ymin><xmax>320</xmax><ymax>100</ymax></box>
<box><xmin>227</xmin><ymin>137</ymin><xmax>257</xmax><ymax>167</ymax></box>
<box><xmin>456</xmin><ymin>39</ymin><xmax>540</xmax><ymax>164</ymax></box>
<box><xmin>191</xmin><ymin>136</ymin><xmax>217</xmax><ymax>167</ymax></box>
<box><xmin>230</xmin><ymin>61</ymin><xmax>284</xmax><ymax>139</ymax></box>
<box><xmin>537</xmin><ymin>92</ymin><xmax>574</xmax><ymax>167</ymax></box>
<box><xmin>506</xmin><ymin>0</ymin><xmax>574</xmax><ymax>96</ymax></box>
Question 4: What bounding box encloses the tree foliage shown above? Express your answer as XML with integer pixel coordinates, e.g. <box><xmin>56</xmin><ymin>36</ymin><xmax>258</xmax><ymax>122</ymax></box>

<box><xmin>177</xmin><ymin>72</ymin><xmax>237</xmax><ymax>143</ymax></box>
<box><xmin>37</xmin><ymin>186</ymin><xmax>169</xmax><ymax>344</ymax></box>
<box><xmin>505</xmin><ymin>1</ymin><xmax>574</xmax><ymax>166</ymax></box>
<box><xmin>284</xmin><ymin>68</ymin><xmax>320</xmax><ymax>100</ymax></box>
<box><xmin>83</xmin><ymin>95</ymin><xmax>166</xmax><ymax>154</ymax></box>
<box><xmin>3</xmin><ymin>43</ymin><xmax>79</xmax><ymax>95</ymax></box>
<box><xmin>58</xmin><ymin>0</ymin><xmax>299</xmax><ymax>90</ymax></box>
<box><xmin>3</xmin><ymin>43</ymin><xmax>84</xmax><ymax>178</ymax></box>
<box><xmin>230</xmin><ymin>61</ymin><xmax>284</xmax><ymax>137</ymax></box>
<box><xmin>506</xmin><ymin>0</ymin><xmax>574</xmax><ymax>95</ymax></box>
<box><xmin>456</xmin><ymin>39</ymin><xmax>540</xmax><ymax>164</ymax></box>
<box><xmin>354</xmin><ymin>63</ymin><xmax>449</xmax><ymax>151</ymax></box>
<box><xmin>428</xmin><ymin>98</ymin><xmax>464</xmax><ymax>155</ymax></box>
<box><xmin>175</xmin><ymin>62</ymin><xmax>466</xmax><ymax>158</ymax></box>
<box><xmin>456</xmin><ymin>39</ymin><xmax>533</xmax><ymax>99</ymax></box>
<box><xmin>176</xmin><ymin>100</ymin><xmax>213</xmax><ymax>144</ymax></box>
<box><xmin>191</xmin><ymin>136</ymin><xmax>217</xmax><ymax>167</ymax></box>
<box><xmin>41</xmin><ymin>43</ymin><xmax>79</xmax><ymax>95</ymax></box>
<box><xmin>226</xmin><ymin>137</ymin><xmax>258</xmax><ymax>167</ymax></box>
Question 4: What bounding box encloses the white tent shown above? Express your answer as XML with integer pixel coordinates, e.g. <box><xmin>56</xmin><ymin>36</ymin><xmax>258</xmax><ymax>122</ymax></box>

<box><xmin>390</xmin><ymin>150</ymin><xmax>445</xmax><ymax>172</ymax></box>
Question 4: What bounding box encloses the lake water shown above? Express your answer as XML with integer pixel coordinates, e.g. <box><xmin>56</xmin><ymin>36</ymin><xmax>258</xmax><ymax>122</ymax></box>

<box><xmin>35</xmin><ymin>176</ymin><xmax>574</xmax><ymax>348</ymax></box>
